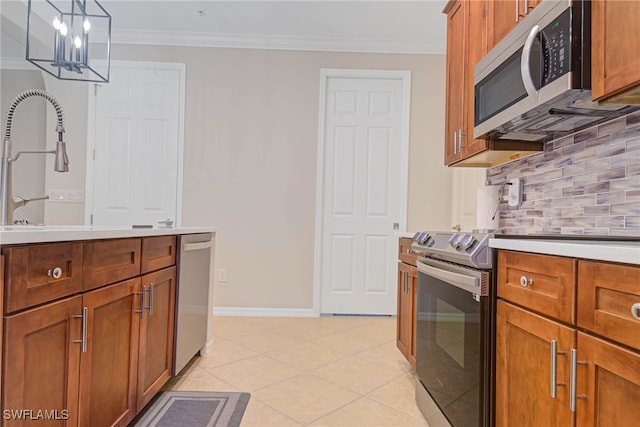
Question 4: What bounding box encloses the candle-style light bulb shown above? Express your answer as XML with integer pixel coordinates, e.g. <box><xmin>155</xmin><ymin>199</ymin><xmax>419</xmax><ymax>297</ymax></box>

<box><xmin>53</xmin><ymin>16</ymin><xmax>61</xmax><ymax>30</ymax></box>
<box><xmin>83</xmin><ymin>19</ymin><xmax>91</xmax><ymax>33</ymax></box>
<box><xmin>74</xmin><ymin>36</ymin><xmax>82</xmax><ymax>48</ymax></box>
<box><xmin>59</xmin><ymin>22</ymin><xmax>68</xmax><ymax>36</ymax></box>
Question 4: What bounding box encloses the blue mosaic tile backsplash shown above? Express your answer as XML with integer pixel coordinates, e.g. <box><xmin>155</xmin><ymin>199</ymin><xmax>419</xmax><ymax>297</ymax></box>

<box><xmin>486</xmin><ymin>110</ymin><xmax>640</xmax><ymax>236</ymax></box>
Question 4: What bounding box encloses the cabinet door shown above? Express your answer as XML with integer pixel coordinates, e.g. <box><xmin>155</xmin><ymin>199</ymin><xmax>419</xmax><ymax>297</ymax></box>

<box><xmin>487</xmin><ymin>0</ymin><xmax>518</xmax><ymax>50</ymax></box>
<box><xmin>79</xmin><ymin>278</ymin><xmax>140</xmax><ymax>427</ymax></box>
<box><xmin>396</xmin><ymin>262</ymin><xmax>411</xmax><ymax>360</ymax></box>
<box><xmin>487</xmin><ymin>0</ymin><xmax>539</xmax><ymax>51</ymax></box>
<box><xmin>461</xmin><ymin>0</ymin><xmax>489</xmax><ymax>159</ymax></box>
<box><xmin>137</xmin><ymin>266</ymin><xmax>176</xmax><ymax>409</ymax></box>
<box><xmin>2</xmin><ymin>296</ymin><xmax>82</xmax><ymax>427</ymax></box>
<box><xmin>444</xmin><ymin>0</ymin><xmax>466</xmax><ymax>165</ymax></box>
<box><xmin>496</xmin><ymin>300</ymin><xmax>574</xmax><ymax>427</ymax></box>
<box><xmin>577</xmin><ymin>332</ymin><xmax>640</xmax><ymax>427</ymax></box>
<box><xmin>592</xmin><ymin>0</ymin><xmax>640</xmax><ymax>101</ymax></box>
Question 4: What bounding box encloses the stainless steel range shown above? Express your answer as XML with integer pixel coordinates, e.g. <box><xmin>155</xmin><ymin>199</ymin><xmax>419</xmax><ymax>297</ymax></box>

<box><xmin>411</xmin><ymin>231</ymin><xmax>495</xmax><ymax>427</ymax></box>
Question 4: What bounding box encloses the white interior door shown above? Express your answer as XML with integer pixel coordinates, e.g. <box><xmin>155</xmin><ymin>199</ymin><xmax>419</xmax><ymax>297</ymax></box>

<box><xmin>318</xmin><ymin>70</ymin><xmax>409</xmax><ymax>315</ymax></box>
<box><xmin>87</xmin><ymin>61</ymin><xmax>184</xmax><ymax>227</ymax></box>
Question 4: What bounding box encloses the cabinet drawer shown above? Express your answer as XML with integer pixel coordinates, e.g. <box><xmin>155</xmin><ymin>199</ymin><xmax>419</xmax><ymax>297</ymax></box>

<box><xmin>141</xmin><ymin>235</ymin><xmax>176</xmax><ymax>274</ymax></box>
<box><xmin>497</xmin><ymin>250</ymin><xmax>576</xmax><ymax>324</ymax></box>
<box><xmin>3</xmin><ymin>242</ymin><xmax>83</xmax><ymax>313</ymax></box>
<box><xmin>83</xmin><ymin>238</ymin><xmax>141</xmax><ymax>291</ymax></box>
<box><xmin>578</xmin><ymin>260</ymin><xmax>640</xmax><ymax>351</ymax></box>
<box><xmin>399</xmin><ymin>237</ymin><xmax>417</xmax><ymax>267</ymax></box>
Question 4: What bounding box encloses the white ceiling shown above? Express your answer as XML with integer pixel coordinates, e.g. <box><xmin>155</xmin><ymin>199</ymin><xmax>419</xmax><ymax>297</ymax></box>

<box><xmin>90</xmin><ymin>0</ymin><xmax>447</xmax><ymax>54</ymax></box>
<box><xmin>1</xmin><ymin>0</ymin><xmax>447</xmax><ymax>57</ymax></box>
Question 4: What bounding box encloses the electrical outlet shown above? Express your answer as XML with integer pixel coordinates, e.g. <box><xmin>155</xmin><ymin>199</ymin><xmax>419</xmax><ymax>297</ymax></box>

<box><xmin>218</xmin><ymin>269</ymin><xmax>228</xmax><ymax>283</ymax></box>
<box><xmin>508</xmin><ymin>178</ymin><xmax>523</xmax><ymax>207</ymax></box>
<box><xmin>47</xmin><ymin>189</ymin><xmax>85</xmax><ymax>203</ymax></box>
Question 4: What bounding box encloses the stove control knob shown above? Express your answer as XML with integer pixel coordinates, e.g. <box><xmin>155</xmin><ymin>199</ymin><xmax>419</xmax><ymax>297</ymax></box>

<box><xmin>412</xmin><ymin>231</ymin><xmax>422</xmax><ymax>242</ymax></box>
<box><xmin>418</xmin><ymin>233</ymin><xmax>431</xmax><ymax>245</ymax></box>
<box><xmin>459</xmin><ymin>234</ymin><xmax>476</xmax><ymax>251</ymax></box>
<box><xmin>448</xmin><ymin>233</ymin><xmax>463</xmax><ymax>249</ymax></box>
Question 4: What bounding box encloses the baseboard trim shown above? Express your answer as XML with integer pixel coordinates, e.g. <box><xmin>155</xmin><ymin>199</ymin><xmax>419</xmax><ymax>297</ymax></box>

<box><xmin>213</xmin><ymin>307</ymin><xmax>317</xmax><ymax>317</ymax></box>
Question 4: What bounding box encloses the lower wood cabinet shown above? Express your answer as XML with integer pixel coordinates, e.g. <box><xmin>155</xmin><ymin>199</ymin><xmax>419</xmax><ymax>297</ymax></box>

<box><xmin>3</xmin><ymin>296</ymin><xmax>82</xmax><ymax>427</ymax></box>
<box><xmin>396</xmin><ymin>237</ymin><xmax>417</xmax><ymax>368</ymax></box>
<box><xmin>576</xmin><ymin>332</ymin><xmax>640</xmax><ymax>427</ymax></box>
<box><xmin>1</xmin><ymin>237</ymin><xmax>177</xmax><ymax>427</ymax></box>
<box><xmin>496</xmin><ymin>300</ymin><xmax>574</xmax><ymax>427</ymax></box>
<box><xmin>497</xmin><ymin>251</ymin><xmax>640</xmax><ymax>427</ymax></box>
<box><xmin>79</xmin><ymin>278</ymin><xmax>140</xmax><ymax>427</ymax></box>
<box><xmin>396</xmin><ymin>261</ymin><xmax>417</xmax><ymax>367</ymax></box>
<box><xmin>136</xmin><ymin>267</ymin><xmax>176</xmax><ymax>410</ymax></box>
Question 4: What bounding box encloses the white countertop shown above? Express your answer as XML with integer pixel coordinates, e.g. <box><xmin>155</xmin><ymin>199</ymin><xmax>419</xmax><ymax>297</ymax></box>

<box><xmin>0</xmin><ymin>225</ymin><xmax>218</xmax><ymax>245</ymax></box>
<box><xmin>395</xmin><ymin>231</ymin><xmax>417</xmax><ymax>239</ymax></box>
<box><xmin>490</xmin><ymin>238</ymin><xmax>640</xmax><ymax>265</ymax></box>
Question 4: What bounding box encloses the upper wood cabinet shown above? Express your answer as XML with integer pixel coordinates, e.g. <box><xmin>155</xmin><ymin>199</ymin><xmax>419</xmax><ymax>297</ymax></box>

<box><xmin>592</xmin><ymin>0</ymin><xmax>640</xmax><ymax>103</ymax></box>
<box><xmin>444</xmin><ymin>0</ymin><xmax>491</xmax><ymax>165</ymax></box>
<box><xmin>487</xmin><ymin>0</ymin><xmax>541</xmax><ymax>51</ymax></box>
<box><xmin>443</xmin><ymin>0</ymin><xmax>543</xmax><ymax>167</ymax></box>
<box><xmin>444</xmin><ymin>0</ymin><xmax>467</xmax><ymax>165</ymax></box>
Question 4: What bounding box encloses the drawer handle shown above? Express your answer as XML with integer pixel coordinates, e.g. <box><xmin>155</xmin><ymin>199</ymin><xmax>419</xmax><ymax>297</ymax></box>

<box><xmin>631</xmin><ymin>303</ymin><xmax>640</xmax><ymax>320</ymax></box>
<box><xmin>519</xmin><ymin>275</ymin><xmax>534</xmax><ymax>287</ymax></box>
<box><xmin>47</xmin><ymin>267</ymin><xmax>63</xmax><ymax>279</ymax></box>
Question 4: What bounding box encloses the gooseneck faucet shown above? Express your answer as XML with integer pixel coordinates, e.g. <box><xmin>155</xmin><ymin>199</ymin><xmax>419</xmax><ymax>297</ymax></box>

<box><xmin>1</xmin><ymin>89</ymin><xmax>69</xmax><ymax>225</ymax></box>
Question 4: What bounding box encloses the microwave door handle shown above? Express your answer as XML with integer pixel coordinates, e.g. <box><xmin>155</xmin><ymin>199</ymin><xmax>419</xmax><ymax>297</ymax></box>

<box><xmin>521</xmin><ymin>24</ymin><xmax>540</xmax><ymax>99</ymax></box>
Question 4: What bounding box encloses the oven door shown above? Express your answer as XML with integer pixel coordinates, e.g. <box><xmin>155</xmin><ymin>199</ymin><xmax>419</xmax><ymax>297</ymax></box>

<box><xmin>415</xmin><ymin>258</ymin><xmax>492</xmax><ymax>427</ymax></box>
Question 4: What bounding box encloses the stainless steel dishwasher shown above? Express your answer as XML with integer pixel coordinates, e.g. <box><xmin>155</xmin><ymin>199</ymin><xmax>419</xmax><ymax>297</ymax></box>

<box><xmin>174</xmin><ymin>233</ymin><xmax>213</xmax><ymax>374</ymax></box>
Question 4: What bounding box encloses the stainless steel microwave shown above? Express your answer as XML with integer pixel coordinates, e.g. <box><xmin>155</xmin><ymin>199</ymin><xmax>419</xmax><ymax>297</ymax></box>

<box><xmin>474</xmin><ymin>0</ymin><xmax>638</xmax><ymax>142</ymax></box>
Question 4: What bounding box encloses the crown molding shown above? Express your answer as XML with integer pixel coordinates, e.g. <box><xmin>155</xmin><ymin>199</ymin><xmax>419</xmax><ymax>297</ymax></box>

<box><xmin>112</xmin><ymin>30</ymin><xmax>445</xmax><ymax>55</ymax></box>
<box><xmin>0</xmin><ymin>57</ymin><xmax>39</xmax><ymax>70</ymax></box>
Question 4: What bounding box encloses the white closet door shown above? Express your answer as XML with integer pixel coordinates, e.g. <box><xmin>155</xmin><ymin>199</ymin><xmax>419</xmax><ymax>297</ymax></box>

<box><xmin>89</xmin><ymin>62</ymin><xmax>184</xmax><ymax>226</ymax></box>
<box><xmin>319</xmin><ymin>72</ymin><xmax>409</xmax><ymax>315</ymax></box>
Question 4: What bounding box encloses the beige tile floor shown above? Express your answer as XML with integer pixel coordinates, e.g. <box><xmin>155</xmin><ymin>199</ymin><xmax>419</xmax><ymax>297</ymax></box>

<box><xmin>166</xmin><ymin>316</ymin><xmax>431</xmax><ymax>427</ymax></box>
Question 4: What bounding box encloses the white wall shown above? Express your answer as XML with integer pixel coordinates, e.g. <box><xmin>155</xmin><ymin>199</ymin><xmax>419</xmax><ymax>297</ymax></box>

<box><xmin>7</xmin><ymin>43</ymin><xmax>451</xmax><ymax>311</ymax></box>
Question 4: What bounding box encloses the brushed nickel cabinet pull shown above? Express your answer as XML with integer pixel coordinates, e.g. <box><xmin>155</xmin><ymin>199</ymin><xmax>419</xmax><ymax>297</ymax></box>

<box><xmin>550</xmin><ymin>340</ymin><xmax>567</xmax><ymax>398</ymax></box>
<box><xmin>550</xmin><ymin>340</ymin><xmax>558</xmax><ymax>398</ymax></box>
<box><xmin>570</xmin><ymin>349</ymin><xmax>577</xmax><ymax>412</ymax></box>
<box><xmin>72</xmin><ymin>308</ymin><xmax>87</xmax><ymax>352</ymax></box>
<box><xmin>135</xmin><ymin>286</ymin><xmax>147</xmax><ymax>319</ymax></box>
<box><xmin>148</xmin><ymin>284</ymin><xmax>154</xmax><ymax>316</ymax></box>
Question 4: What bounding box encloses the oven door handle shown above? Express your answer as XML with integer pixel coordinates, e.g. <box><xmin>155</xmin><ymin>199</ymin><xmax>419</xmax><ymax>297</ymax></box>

<box><xmin>417</xmin><ymin>261</ymin><xmax>480</xmax><ymax>295</ymax></box>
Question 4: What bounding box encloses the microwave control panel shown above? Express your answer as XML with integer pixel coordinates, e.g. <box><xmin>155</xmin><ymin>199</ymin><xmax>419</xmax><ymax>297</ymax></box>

<box><xmin>541</xmin><ymin>8</ymin><xmax>571</xmax><ymax>85</ymax></box>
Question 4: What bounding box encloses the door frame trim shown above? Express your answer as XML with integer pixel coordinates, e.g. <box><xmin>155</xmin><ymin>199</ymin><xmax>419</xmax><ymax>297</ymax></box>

<box><xmin>84</xmin><ymin>60</ymin><xmax>186</xmax><ymax>226</ymax></box>
<box><xmin>313</xmin><ymin>68</ymin><xmax>411</xmax><ymax>316</ymax></box>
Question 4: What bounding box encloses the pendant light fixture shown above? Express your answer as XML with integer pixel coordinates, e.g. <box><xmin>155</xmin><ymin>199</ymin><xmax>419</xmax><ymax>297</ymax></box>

<box><xmin>26</xmin><ymin>0</ymin><xmax>111</xmax><ymax>83</ymax></box>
